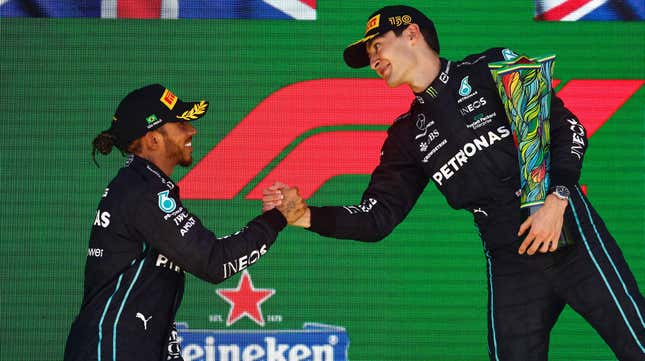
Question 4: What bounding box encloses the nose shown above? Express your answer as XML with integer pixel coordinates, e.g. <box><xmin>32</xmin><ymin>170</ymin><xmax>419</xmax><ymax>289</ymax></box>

<box><xmin>186</xmin><ymin>122</ymin><xmax>197</xmax><ymax>136</ymax></box>
<box><xmin>369</xmin><ymin>55</ymin><xmax>380</xmax><ymax>71</ymax></box>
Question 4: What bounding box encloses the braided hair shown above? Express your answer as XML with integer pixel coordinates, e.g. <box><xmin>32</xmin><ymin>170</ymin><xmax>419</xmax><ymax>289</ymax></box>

<box><xmin>91</xmin><ymin>132</ymin><xmax>142</xmax><ymax>167</ymax></box>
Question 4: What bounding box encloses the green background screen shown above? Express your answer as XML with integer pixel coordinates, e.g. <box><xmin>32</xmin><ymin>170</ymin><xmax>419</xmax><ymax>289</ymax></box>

<box><xmin>1</xmin><ymin>1</ymin><xmax>644</xmax><ymax>360</ymax></box>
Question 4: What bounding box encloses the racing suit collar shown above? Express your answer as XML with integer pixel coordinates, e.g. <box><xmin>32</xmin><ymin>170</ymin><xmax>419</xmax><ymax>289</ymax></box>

<box><xmin>127</xmin><ymin>154</ymin><xmax>177</xmax><ymax>189</ymax></box>
<box><xmin>414</xmin><ymin>58</ymin><xmax>451</xmax><ymax>104</ymax></box>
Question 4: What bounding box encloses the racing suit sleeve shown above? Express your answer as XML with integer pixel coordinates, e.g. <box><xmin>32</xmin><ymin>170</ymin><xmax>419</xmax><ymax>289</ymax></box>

<box><xmin>307</xmin><ymin>132</ymin><xmax>429</xmax><ymax>242</ymax></box>
<box><xmin>132</xmin><ymin>191</ymin><xmax>286</xmax><ymax>284</ymax></box>
<box><xmin>548</xmin><ymin>92</ymin><xmax>588</xmax><ymax>189</ymax></box>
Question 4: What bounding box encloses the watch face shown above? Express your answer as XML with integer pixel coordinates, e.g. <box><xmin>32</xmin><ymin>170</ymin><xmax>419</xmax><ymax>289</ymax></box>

<box><xmin>555</xmin><ymin>185</ymin><xmax>570</xmax><ymax>199</ymax></box>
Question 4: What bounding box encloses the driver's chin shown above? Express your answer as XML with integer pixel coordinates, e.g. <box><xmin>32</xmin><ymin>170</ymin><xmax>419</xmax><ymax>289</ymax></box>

<box><xmin>385</xmin><ymin>76</ymin><xmax>402</xmax><ymax>88</ymax></box>
<box><xmin>386</xmin><ymin>82</ymin><xmax>398</xmax><ymax>88</ymax></box>
<box><xmin>179</xmin><ymin>155</ymin><xmax>193</xmax><ymax>167</ymax></box>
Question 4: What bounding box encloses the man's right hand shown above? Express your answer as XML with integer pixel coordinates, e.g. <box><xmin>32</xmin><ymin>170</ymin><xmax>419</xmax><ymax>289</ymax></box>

<box><xmin>277</xmin><ymin>187</ymin><xmax>307</xmax><ymax>224</ymax></box>
<box><xmin>262</xmin><ymin>182</ymin><xmax>310</xmax><ymax>227</ymax></box>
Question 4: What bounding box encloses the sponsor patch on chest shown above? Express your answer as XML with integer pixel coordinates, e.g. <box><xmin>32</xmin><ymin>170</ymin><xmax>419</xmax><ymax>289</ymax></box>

<box><xmin>431</xmin><ymin>126</ymin><xmax>511</xmax><ymax>186</ymax></box>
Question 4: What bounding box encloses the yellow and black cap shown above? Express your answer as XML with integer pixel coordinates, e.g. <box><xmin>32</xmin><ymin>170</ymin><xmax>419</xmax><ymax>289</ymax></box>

<box><xmin>343</xmin><ymin>5</ymin><xmax>439</xmax><ymax>69</ymax></box>
<box><xmin>108</xmin><ymin>84</ymin><xmax>208</xmax><ymax>150</ymax></box>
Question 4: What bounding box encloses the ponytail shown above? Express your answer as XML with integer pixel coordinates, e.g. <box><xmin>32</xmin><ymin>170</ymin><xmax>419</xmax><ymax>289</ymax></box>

<box><xmin>91</xmin><ymin>131</ymin><xmax>117</xmax><ymax>167</ymax></box>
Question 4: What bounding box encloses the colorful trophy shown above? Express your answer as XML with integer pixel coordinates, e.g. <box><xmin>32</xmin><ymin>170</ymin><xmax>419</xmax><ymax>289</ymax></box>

<box><xmin>489</xmin><ymin>54</ymin><xmax>572</xmax><ymax>247</ymax></box>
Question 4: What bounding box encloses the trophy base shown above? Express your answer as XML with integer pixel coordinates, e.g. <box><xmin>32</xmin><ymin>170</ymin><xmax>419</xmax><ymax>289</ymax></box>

<box><xmin>521</xmin><ymin>205</ymin><xmax>574</xmax><ymax>249</ymax></box>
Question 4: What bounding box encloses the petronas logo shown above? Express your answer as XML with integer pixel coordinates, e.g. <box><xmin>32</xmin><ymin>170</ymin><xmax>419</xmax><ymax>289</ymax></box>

<box><xmin>459</xmin><ymin>76</ymin><xmax>472</xmax><ymax>97</ymax></box>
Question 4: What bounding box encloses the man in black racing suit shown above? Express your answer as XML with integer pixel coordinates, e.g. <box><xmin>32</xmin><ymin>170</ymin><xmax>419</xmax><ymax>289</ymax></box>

<box><xmin>263</xmin><ymin>5</ymin><xmax>645</xmax><ymax>360</ymax></box>
<box><xmin>64</xmin><ymin>84</ymin><xmax>306</xmax><ymax>361</ymax></box>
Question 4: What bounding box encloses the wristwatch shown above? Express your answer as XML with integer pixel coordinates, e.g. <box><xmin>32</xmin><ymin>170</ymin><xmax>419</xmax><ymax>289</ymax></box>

<box><xmin>551</xmin><ymin>185</ymin><xmax>570</xmax><ymax>201</ymax></box>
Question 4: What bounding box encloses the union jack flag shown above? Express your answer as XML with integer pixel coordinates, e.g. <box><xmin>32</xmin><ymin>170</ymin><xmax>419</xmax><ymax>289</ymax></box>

<box><xmin>0</xmin><ymin>0</ymin><xmax>316</xmax><ymax>19</ymax></box>
<box><xmin>535</xmin><ymin>0</ymin><xmax>644</xmax><ymax>21</ymax></box>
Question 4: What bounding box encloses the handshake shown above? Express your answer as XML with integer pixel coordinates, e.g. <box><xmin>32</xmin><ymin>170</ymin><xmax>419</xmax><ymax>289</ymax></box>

<box><xmin>262</xmin><ymin>182</ymin><xmax>310</xmax><ymax>228</ymax></box>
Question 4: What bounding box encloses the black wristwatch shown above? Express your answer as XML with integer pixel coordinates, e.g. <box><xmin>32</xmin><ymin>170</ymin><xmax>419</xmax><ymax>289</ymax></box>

<box><xmin>551</xmin><ymin>185</ymin><xmax>570</xmax><ymax>201</ymax></box>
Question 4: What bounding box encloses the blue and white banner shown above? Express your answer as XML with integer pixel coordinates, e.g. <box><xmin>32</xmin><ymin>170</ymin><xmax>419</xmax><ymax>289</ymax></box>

<box><xmin>177</xmin><ymin>322</ymin><xmax>349</xmax><ymax>361</ymax></box>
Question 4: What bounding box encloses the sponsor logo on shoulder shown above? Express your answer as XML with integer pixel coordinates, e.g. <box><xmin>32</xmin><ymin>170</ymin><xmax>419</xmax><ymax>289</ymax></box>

<box><xmin>159</xmin><ymin>206</ymin><xmax>197</xmax><ymax>237</ymax></box>
<box><xmin>502</xmin><ymin>48</ymin><xmax>518</xmax><ymax>60</ymax></box>
<box><xmin>414</xmin><ymin>113</ymin><xmax>439</xmax><ymax>141</ymax></box>
<box><xmin>467</xmin><ymin>112</ymin><xmax>497</xmax><ymax>130</ymax></box>
<box><xmin>164</xmin><ymin>206</ymin><xmax>185</xmax><ymax>221</ymax></box>
<box><xmin>459</xmin><ymin>76</ymin><xmax>472</xmax><ymax>96</ymax></box>
<box><xmin>179</xmin><ymin>217</ymin><xmax>196</xmax><ymax>236</ymax></box>
<box><xmin>456</xmin><ymin>77</ymin><xmax>480</xmax><ymax>105</ymax></box>
<box><xmin>158</xmin><ymin>190</ymin><xmax>177</xmax><ymax>213</ymax></box>
<box><xmin>422</xmin><ymin>139</ymin><xmax>448</xmax><ymax>163</ymax></box>
<box><xmin>459</xmin><ymin>97</ymin><xmax>487</xmax><ymax>116</ymax></box>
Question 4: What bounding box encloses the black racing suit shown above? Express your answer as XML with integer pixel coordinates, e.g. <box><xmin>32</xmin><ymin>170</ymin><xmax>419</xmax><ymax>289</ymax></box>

<box><xmin>307</xmin><ymin>48</ymin><xmax>645</xmax><ymax>360</ymax></box>
<box><xmin>64</xmin><ymin>155</ymin><xmax>287</xmax><ymax>361</ymax></box>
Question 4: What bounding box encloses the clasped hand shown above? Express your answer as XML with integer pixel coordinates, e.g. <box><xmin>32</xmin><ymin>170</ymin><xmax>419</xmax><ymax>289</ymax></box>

<box><xmin>262</xmin><ymin>182</ymin><xmax>309</xmax><ymax>226</ymax></box>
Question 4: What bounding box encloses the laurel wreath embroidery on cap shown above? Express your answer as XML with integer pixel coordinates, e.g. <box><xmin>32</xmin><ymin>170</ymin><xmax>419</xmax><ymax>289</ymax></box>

<box><xmin>176</xmin><ymin>101</ymin><xmax>207</xmax><ymax>120</ymax></box>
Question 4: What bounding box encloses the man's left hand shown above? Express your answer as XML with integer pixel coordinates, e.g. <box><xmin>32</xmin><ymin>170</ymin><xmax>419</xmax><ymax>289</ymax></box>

<box><xmin>517</xmin><ymin>194</ymin><xmax>568</xmax><ymax>255</ymax></box>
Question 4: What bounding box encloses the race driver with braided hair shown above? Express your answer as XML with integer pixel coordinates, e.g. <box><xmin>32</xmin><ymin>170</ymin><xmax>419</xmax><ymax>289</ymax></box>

<box><xmin>64</xmin><ymin>84</ymin><xmax>306</xmax><ymax>361</ymax></box>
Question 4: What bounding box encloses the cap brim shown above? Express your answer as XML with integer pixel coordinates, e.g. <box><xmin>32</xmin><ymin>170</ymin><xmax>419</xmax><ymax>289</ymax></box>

<box><xmin>343</xmin><ymin>33</ymin><xmax>379</xmax><ymax>69</ymax></box>
<box><xmin>171</xmin><ymin>100</ymin><xmax>209</xmax><ymax>122</ymax></box>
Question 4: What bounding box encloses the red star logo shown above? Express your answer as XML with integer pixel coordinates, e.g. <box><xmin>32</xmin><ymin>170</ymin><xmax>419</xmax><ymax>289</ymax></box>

<box><xmin>216</xmin><ymin>270</ymin><xmax>275</xmax><ymax>326</ymax></box>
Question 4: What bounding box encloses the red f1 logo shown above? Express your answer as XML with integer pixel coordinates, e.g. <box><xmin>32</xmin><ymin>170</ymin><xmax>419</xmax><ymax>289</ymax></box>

<box><xmin>178</xmin><ymin>79</ymin><xmax>643</xmax><ymax>200</ymax></box>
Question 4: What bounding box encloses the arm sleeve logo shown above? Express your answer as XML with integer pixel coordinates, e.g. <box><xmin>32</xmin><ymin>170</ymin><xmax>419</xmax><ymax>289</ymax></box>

<box><xmin>157</xmin><ymin>190</ymin><xmax>177</xmax><ymax>213</ymax></box>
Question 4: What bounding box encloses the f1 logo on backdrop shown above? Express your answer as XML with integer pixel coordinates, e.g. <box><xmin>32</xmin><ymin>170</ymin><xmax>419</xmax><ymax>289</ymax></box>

<box><xmin>178</xmin><ymin>79</ymin><xmax>643</xmax><ymax>200</ymax></box>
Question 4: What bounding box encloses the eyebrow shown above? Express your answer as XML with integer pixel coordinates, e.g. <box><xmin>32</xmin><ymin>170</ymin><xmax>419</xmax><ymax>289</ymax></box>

<box><xmin>365</xmin><ymin>35</ymin><xmax>382</xmax><ymax>52</ymax></box>
<box><xmin>366</xmin><ymin>36</ymin><xmax>381</xmax><ymax>49</ymax></box>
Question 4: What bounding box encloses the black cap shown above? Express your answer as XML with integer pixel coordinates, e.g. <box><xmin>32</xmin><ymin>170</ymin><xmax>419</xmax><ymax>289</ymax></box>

<box><xmin>343</xmin><ymin>5</ymin><xmax>440</xmax><ymax>69</ymax></box>
<box><xmin>108</xmin><ymin>84</ymin><xmax>209</xmax><ymax>150</ymax></box>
